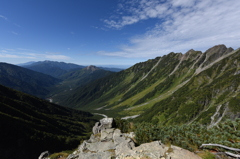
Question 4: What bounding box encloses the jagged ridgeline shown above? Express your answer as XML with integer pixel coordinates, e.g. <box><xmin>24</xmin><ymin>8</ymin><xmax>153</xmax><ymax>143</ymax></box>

<box><xmin>0</xmin><ymin>84</ymin><xmax>97</xmax><ymax>159</ymax></box>
<box><xmin>62</xmin><ymin>45</ymin><xmax>240</xmax><ymax>125</ymax></box>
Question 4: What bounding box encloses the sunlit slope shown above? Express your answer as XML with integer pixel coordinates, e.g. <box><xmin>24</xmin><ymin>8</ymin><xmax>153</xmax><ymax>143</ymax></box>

<box><xmin>62</xmin><ymin>45</ymin><xmax>240</xmax><ymax>124</ymax></box>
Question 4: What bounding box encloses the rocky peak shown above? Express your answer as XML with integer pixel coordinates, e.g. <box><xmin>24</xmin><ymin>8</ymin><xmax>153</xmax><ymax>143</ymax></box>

<box><xmin>201</xmin><ymin>44</ymin><xmax>234</xmax><ymax>67</ymax></box>
<box><xmin>183</xmin><ymin>49</ymin><xmax>202</xmax><ymax>61</ymax></box>
<box><xmin>84</xmin><ymin>65</ymin><xmax>99</xmax><ymax>71</ymax></box>
<box><xmin>204</xmin><ymin>44</ymin><xmax>234</xmax><ymax>58</ymax></box>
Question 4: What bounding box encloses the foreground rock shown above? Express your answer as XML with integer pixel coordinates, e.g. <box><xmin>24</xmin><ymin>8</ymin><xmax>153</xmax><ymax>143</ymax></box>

<box><xmin>64</xmin><ymin>118</ymin><xmax>201</xmax><ymax>159</ymax></box>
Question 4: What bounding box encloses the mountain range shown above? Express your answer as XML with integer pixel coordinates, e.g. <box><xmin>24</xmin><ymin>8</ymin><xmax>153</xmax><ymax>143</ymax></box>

<box><xmin>0</xmin><ymin>61</ymin><xmax>116</xmax><ymax>100</ymax></box>
<box><xmin>1</xmin><ymin>44</ymin><xmax>239</xmax><ymax>126</ymax></box>
<box><xmin>0</xmin><ymin>62</ymin><xmax>61</xmax><ymax>98</ymax></box>
<box><xmin>20</xmin><ymin>61</ymin><xmax>124</xmax><ymax>78</ymax></box>
<box><xmin>58</xmin><ymin>44</ymin><xmax>240</xmax><ymax>126</ymax></box>
<box><xmin>21</xmin><ymin>60</ymin><xmax>85</xmax><ymax>78</ymax></box>
<box><xmin>1</xmin><ymin>44</ymin><xmax>240</xmax><ymax>159</ymax></box>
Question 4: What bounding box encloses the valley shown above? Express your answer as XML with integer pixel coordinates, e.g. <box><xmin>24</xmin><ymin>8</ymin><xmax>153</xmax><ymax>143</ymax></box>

<box><xmin>1</xmin><ymin>44</ymin><xmax>240</xmax><ymax>159</ymax></box>
<box><xmin>9</xmin><ymin>45</ymin><xmax>238</xmax><ymax>125</ymax></box>
<box><xmin>0</xmin><ymin>84</ymin><xmax>97</xmax><ymax>159</ymax></box>
<box><xmin>54</xmin><ymin>45</ymin><xmax>239</xmax><ymax>127</ymax></box>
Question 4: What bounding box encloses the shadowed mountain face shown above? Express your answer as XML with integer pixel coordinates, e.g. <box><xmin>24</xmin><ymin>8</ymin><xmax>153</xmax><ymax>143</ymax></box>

<box><xmin>0</xmin><ymin>62</ymin><xmax>61</xmax><ymax>98</ymax></box>
<box><xmin>60</xmin><ymin>45</ymin><xmax>240</xmax><ymax>125</ymax></box>
<box><xmin>0</xmin><ymin>84</ymin><xmax>96</xmax><ymax>159</ymax></box>
<box><xmin>0</xmin><ymin>61</ymin><xmax>115</xmax><ymax>103</ymax></box>
<box><xmin>22</xmin><ymin>60</ymin><xmax>85</xmax><ymax>78</ymax></box>
<box><xmin>48</xmin><ymin>65</ymin><xmax>115</xmax><ymax>105</ymax></box>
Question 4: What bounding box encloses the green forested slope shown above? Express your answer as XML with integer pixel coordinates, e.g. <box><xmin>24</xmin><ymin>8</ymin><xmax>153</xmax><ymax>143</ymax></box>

<box><xmin>61</xmin><ymin>45</ymin><xmax>240</xmax><ymax>125</ymax></box>
<box><xmin>0</xmin><ymin>62</ymin><xmax>61</xmax><ymax>98</ymax></box>
<box><xmin>137</xmin><ymin>47</ymin><xmax>240</xmax><ymax>125</ymax></box>
<box><xmin>0</xmin><ymin>84</ymin><xmax>96</xmax><ymax>159</ymax></box>
<box><xmin>47</xmin><ymin>66</ymin><xmax>115</xmax><ymax>105</ymax></box>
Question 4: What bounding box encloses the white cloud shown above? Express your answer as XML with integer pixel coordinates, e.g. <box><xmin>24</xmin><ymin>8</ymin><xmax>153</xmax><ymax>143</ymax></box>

<box><xmin>102</xmin><ymin>0</ymin><xmax>240</xmax><ymax>58</ymax></box>
<box><xmin>171</xmin><ymin>0</ymin><xmax>195</xmax><ymax>7</ymax></box>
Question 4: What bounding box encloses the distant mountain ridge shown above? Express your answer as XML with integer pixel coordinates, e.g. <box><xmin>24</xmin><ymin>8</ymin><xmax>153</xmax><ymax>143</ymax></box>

<box><xmin>0</xmin><ymin>62</ymin><xmax>61</xmax><ymax>98</ymax></box>
<box><xmin>59</xmin><ymin>44</ymin><xmax>240</xmax><ymax>125</ymax></box>
<box><xmin>20</xmin><ymin>61</ymin><xmax>124</xmax><ymax>78</ymax></box>
<box><xmin>0</xmin><ymin>61</ymin><xmax>115</xmax><ymax>101</ymax></box>
<box><xmin>22</xmin><ymin>60</ymin><xmax>85</xmax><ymax>78</ymax></box>
<box><xmin>18</xmin><ymin>61</ymin><xmax>36</xmax><ymax>66</ymax></box>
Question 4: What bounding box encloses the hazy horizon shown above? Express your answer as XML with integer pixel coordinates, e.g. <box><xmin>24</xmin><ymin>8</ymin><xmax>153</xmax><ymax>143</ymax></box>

<box><xmin>16</xmin><ymin>60</ymin><xmax>131</xmax><ymax>69</ymax></box>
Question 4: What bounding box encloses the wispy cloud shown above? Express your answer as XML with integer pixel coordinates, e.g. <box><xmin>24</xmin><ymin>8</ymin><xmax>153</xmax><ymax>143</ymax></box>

<box><xmin>0</xmin><ymin>48</ymin><xmax>71</xmax><ymax>60</ymax></box>
<box><xmin>45</xmin><ymin>51</ymin><xmax>71</xmax><ymax>60</ymax></box>
<box><xmin>45</xmin><ymin>55</ymin><xmax>71</xmax><ymax>60</ymax></box>
<box><xmin>0</xmin><ymin>54</ymin><xmax>20</xmax><ymax>58</ymax></box>
<box><xmin>102</xmin><ymin>0</ymin><xmax>240</xmax><ymax>58</ymax></box>
<box><xmin>11</xmin><ymin>31</ymin><xmax>19</xmax><ymax>35</ymax></box>
<box><xmin>14</xmin><ymin>23</ymin><xmax>21</xmax><ymax>27</ymax></box>
<box><xmin>0</xmin><ymin>15</ymin><xmax>21</xmax><ymax>27</ymax></box>
<box><xmin>0</xmin><ymin>15</ymin><xmax>7</xmax><ymax>20</ymax></box>
<box><xmin>17</xmin><ymin>48</ymin><xmax>36</xmax><ymax>52</ymax></box>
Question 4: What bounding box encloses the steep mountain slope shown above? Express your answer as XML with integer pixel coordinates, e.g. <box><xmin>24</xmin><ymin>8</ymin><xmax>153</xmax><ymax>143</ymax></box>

<box><xmin>22</xmin><ymin>60</ymin><xmax>85</xmax><ymax>78</ymax></box>
<box><xmin>0</xmin><ymin>62</ymin><xmax>61</xmax><ymax>98</ymax></box>
<box><xmin>0</xmin><ymin>84</ymin><xmax>96</xmax><ymax>159</ymax></box>
<box><xmin>47</xmin><ymin>65</ymin><xmax>115</xmax><ymax>104</ymax></box>
<box><xmin>61</xmin><ymin>45</ymin><xmax>240</xmax><ymax>125</ymax></box>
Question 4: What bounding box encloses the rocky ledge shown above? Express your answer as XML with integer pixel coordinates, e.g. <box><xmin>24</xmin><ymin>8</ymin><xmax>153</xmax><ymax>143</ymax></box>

<box><xmin>41</xmin><ymin>118</ymin><xmax>201</xmax><ymax>159</ymax></box>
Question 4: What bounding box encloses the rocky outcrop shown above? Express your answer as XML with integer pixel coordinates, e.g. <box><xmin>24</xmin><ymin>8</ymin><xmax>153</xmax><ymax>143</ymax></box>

<box><xmin>92</xmin><ymin>118</ymin><xmax>114</xmax><ymax>135</ymax></box>
<box><xmin>38</xmin><ymin>151</ymin><xmax>49</xmax><ymax>159</ymax></box>
<box><xmin>84</xmin><ymin>65</ymin><xmax>100</xmax><ymax>71</ymax></box>
<box><xmin>202</xmin><ymin>44</ymin><xmax>234</xmax><ymax>67</ymax></box>
<box><xmin>65</xmin><ymin>118</ymin><xmax>201</xmax><ymax>159</ymax></box>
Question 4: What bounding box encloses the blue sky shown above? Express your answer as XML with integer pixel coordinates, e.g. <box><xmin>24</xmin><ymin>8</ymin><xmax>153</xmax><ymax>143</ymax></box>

<box><xmin>1</xmin><ymin>0</ymin><xmax>240</xmax><ymax>67</ymax></box>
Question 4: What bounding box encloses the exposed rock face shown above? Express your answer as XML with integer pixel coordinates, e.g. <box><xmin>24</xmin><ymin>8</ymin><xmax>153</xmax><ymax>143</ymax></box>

<box><xmin>202</xmin><ymin>44</ymin><xmax>234</xmax><ymax>67</ymax></box>
<box><xmin>92</xmin><ymin>118</ymin><xmax>114</xmax><ymax>135</ymax></box>
<box><xmin>66</xmin><ymin>118</ymin><xmax>201</xmax><ymax>159</ymax></box>
<box><xmin>84</xmin><ymin>65</ymin><xmax>99</xmax><ymax>71</ymax></box>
